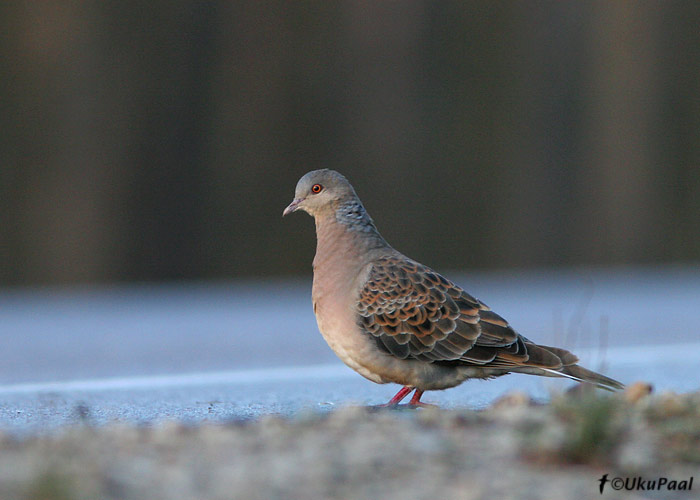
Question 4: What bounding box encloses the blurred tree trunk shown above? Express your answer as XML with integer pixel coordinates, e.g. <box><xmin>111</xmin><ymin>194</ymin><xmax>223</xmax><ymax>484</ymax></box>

<box><xmin>1</xmin><ymin>2</ymin><xmax>129</xmax><ymax>285</ymax></box>
<box><xmin>109</xmin><ymin>2</ymin><xmax>218</xmax><ymax>281</ymax></box>
<box><xmin>660</xmin><ymin>2</ymin><xmax>700</xmax><ymax>262</ymax></box>
<box><xmin>573</xmin><ymin>1</ymin><xmax>663</xmax><ymax>264</ymax></box>
<box><xmin>489</xmin><ymin>2</ymin><xmax>587</xmax><ymax>268</ymax></box>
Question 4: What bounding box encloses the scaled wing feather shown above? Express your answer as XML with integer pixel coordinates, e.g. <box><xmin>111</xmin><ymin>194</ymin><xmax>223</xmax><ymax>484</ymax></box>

<box><xmin>357</xmin><ymin>256</ymin><xmax>572</xmax><ymax>372</ymax></box>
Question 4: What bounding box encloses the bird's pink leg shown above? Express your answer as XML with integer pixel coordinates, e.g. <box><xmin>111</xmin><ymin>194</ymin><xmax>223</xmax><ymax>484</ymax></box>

<box><xmin>408</xmin><ymin>389</ymin><xmax>424</xmax><ymax>405</ymax></box>
<box><xmin>407</xmin><ymin>389</ymin><xmax>438</xmax><ymax>408</ymax></box>
<box><xmin>382</xmin><ymin>386</ymin><xmax>413</xmax><ymax>406</ymax></box>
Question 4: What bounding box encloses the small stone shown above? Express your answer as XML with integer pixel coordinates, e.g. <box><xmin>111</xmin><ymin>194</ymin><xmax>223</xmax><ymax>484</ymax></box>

<box><xmin>623</xmin><ymin>381</ymin><xmax>653</xmax><ymax>404</ymax></box>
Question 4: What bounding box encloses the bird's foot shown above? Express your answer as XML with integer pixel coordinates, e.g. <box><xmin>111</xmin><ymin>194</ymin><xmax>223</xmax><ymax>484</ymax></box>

<box><xmin>371</xmin><ymin>387</ymin><xmax>436</xmax><ymax>409</ymax></box>
<box><xmin>405</xmin><ymin>401</ymin><xmax>438</xmax><ymax>409</ymax></box>
<box><xmin>370</xmin><ymin>402</ymin><xmax>435</xmax><ymax>411</ymax></box>
<box><xmin>371</xmin><ymin>402</ymin><xmax>438</xmax><ymax>411</ymax></box>
<box><xmin>406</xmin><ymin>389</ymin><xmax>435</xmax><ymax>408</ymax></box>
<box><xmin>382</xmin><ymin>386</ymin><xmax>413</xmax><ymax>406</ymax></box>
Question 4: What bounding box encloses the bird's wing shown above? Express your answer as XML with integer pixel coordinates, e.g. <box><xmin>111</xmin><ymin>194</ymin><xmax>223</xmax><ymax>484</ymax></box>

<box><xmin>357</xmin><ymin>255</ymin><xmax>564</xmax><ymax>368</ymax></box>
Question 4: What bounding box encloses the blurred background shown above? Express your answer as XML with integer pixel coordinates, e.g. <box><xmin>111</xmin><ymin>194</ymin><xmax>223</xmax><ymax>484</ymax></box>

<box><xmin>1</xmin><ymin>2</ymin><xmax>700</xmax><ymax>431</ymax></box>
<box><xmin>2</xmin><ymin>1</ymin><xmax>699</xmax><ymax>287</ymax></box>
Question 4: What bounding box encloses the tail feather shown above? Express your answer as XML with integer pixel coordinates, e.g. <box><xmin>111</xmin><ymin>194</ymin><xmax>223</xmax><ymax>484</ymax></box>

<box><xmin>558</xmin><ymin>364</ymin><xmax>625</xmax><ymax>391</ymax></box>
<box><xmin>536</xmin><ymin>344</ymin><xmax>580</xmax><ymax>366</ymax></box>
<box><xmin>507</xmin><ymin>342</ymin><xmax>625</xmax><ymax>392</ymax></box>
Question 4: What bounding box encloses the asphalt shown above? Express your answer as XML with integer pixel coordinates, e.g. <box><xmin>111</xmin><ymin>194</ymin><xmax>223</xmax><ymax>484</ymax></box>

<box><xmin>1</xmin><ymin>266</ymin><xmax>698</xmax><ymax>435</ymax></box>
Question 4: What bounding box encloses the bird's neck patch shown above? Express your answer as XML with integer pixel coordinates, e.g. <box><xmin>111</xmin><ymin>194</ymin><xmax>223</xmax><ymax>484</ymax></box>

<box><xmin>335</xmin><ymin>199</ymin><xmax>378</xmax><ymax>233</ymax></box>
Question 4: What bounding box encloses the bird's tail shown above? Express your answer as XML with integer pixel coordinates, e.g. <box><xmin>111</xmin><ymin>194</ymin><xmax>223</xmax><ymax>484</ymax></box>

<box><xmin>515</xmin><ymin>343</ymin><xmax>625</xmax><ymax>392</ymax></box>
<box><xmin>548</xmin><ymin>364</ymin><xmax>625</xmax><ymax>391</ymax></box>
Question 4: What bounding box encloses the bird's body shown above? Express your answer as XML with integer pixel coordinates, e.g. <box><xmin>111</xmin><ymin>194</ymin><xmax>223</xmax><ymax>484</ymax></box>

<box><xmin>284</xmin><ymin>169</ymin><xmax>623</xmax><ymax>405</ymax></box>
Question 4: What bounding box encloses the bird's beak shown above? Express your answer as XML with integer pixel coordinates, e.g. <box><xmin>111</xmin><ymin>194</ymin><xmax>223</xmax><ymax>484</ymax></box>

<box><xmin>283</xmin><ymin>198</ymin><xmax>303</xmax><ymax>216</ymax></box>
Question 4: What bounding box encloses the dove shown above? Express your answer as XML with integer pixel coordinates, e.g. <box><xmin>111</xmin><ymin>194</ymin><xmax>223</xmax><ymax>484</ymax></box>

<box><xmin>283</xmin><ymin>169</ymin><xmax>624</xmax><ymax>406</ymax></box>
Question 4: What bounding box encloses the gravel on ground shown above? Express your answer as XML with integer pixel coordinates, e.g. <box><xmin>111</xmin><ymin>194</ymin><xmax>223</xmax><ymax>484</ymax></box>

<box><xmin>1</xmin><ymin>383</ymin><xmax>698</xmax><ymax>500</ymax></box>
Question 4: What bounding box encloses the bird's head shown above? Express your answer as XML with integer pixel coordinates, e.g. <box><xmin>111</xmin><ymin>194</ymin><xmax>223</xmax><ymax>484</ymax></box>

<box><xmin>283</xmin><ymin>169</ymin><xmax>357</xmax><ymax>218</ymax></box>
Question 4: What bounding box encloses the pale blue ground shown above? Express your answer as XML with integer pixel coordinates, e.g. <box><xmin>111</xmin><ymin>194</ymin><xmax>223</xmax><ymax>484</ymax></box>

<box><xmin>0</xmin><ymin>266</ymin><xmax>698</xmax><ymax>435</ymax></box>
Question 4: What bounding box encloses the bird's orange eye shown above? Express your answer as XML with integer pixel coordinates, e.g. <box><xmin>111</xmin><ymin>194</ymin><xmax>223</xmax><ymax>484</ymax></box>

<box><xmin>311</xmin><ymin>184</ymin><xmax>323</xmax><ymax>194</ymax></box>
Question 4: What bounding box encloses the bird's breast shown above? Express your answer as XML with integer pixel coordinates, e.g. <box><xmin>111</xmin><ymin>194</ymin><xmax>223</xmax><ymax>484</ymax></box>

<box><xmin>311</xmin><ymin>221</ymin><xmax>385</xmax><ymax>383</ymax></box>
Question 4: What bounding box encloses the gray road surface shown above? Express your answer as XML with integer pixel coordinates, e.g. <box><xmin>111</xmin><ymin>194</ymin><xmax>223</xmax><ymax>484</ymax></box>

<box><xmin>1</xmin><ymin>266</ymin><xmax>698</xmax><ymax>435</ymax></box>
